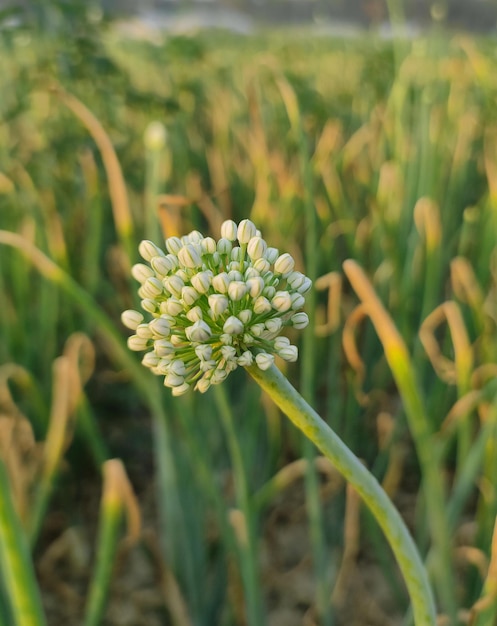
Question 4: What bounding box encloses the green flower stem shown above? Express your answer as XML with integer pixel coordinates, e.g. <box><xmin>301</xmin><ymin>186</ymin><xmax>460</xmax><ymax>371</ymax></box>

<box><xmin>0</xmin><ymin>459</ymin><xmax>47</xmax><ymax>626</ymax></box>
<box><xmin>246</xmin><ymin>363</ymin><xmax>437</xmax><ymax>626</ymax></box>
<box><xmin>214</xmin><ymin>385</ymin><xmax>264</xmax><ymax>626</ymax></box>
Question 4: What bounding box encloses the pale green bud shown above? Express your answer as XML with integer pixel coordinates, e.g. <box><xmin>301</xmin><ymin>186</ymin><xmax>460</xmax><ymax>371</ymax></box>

<box><xmin>165</xmin><ymin>372</ymin><xmax>185</xmax><ymax>387</ymax></box>
<box><xmin>161</xmin><ymin>298</ymin><xmax>183</xmax><ymax>316</ymax></box>
<box><xmin>211</xmin><ymin>369</ymin><xmax>228</xmax><ymax>384</ymax></box>
<box><xmin>278</xmin><ymin>345</ymin><xmax>298</xmax><ymax>362</ymax></box>
<box><xmin>217</xmin><ymin>238</ymin><xmax>232</xmax><ymax>255</ymax></box>
<box><xmin>149</xmin><ymin>318</ymin><xmax>171</xmax><ymax>337</ymax></box>
<box><xmin>182</xmin><ymin>286</ymin><xmax>200</xmax><ymax>306</ymax></box>
<box><xmin>228</xmin><ymin>270</ymin><xmax>243</xmax><ymax>282</ymax></box>
<box><xmin>265</xmin><ymin>247</ymin><xmax>279</xmax><ymax>264</ymax></box>
<box><xmin>220</xmin><ymin>333</ymin><xmax>233</xmax><ymax>345</ymax></box>
<box><xmin>185</xmin><ymin>320</ymin><xmax>212</xmax><ymax>342</ymax></box>
<box><xmin>265</xmin><ymin>318</ymin><xmax>282</xmax><ymax>334</ymax></box>
<box><xmin>237</xmin><ymin>351</ymin><xmax>254</xmax><ymax>366</ymax></box>
<box><xmin>186</xmin><ymin>306</ymin><xmax>203</xmax><ymax>322</ymax></box>
<box><xmin>142</xmin><ymin>352</ymin><xmax>160</xmax><ymax>368</ymax></box>
<box><xmin>271</xmin><ymin>291</ymin><xmax>292</xmax><ymax>312</ymax></box>
<box><xmin>139</xmin><ymin>240</ymin><xmax>165</xmax><ymax>262</ymax></box>
<box><xmin>127</xmin><ymin>335</ymin><xmax>150</xmax><ymax>351</ymax></box>
<box><xmin>178</xmin><ymin>244</ymin><xmax>202</xmax><ymax>269</ymax></box>
<box><xmin>200</xmin><ymin>359</ymin><xmax>217</xmax><ymax>372</ymax></box>
<box><xmin>169</xmin><ymin>360</ymin><xmax>186</xmax><ymax>376</ymax></box>
<box><xmin>274</xmin><ymin>253</ymin><xmax>295</xmax><ymax>275</ymax></box>
<box><xmin>247</xmin><ymin>277</ymin><xmax>264</xmax><ymax>298</ymax></box>
<box><xmin>136</xmin><ymin>323</ymin><xmax>154</xmax><ymax>339</ymax></box>
<box><xmin>223</xmin><ymin>316</ymin><xmax>244</xmax><ymax>335</ymax></box>
<box><xmin>263</xmin><ymin>286</ymin><xmax>276</xmax><ymax>299</ymax></box>
<box><xmin>274</xmin><ymin>336</ymin><xmax>290</xmax><ymax>350</ymax></box>
<box><xmin>287</xmin><ymin>271</ymin><xmax>305</xmax><ymax>290</ymax></box>
<box><xmin>255</xmin><ymin>352</ymin><xmax>274</xmax><ymax>370</ymax></box>
<box><xmin>201</xmin><ymin>237</ymin><xmax>217</xmax><ymax>254</ymax></box>
<box><xmin>165</xmin><ymin>236</ymin><xmax>183</xmax><ymax>255</ymax></box>
<box><xmin>253</xmin><ymin>296</ymin><xmax>271</xmax><ymax>315</ymax></box>
<box><xmin>221</xmin><ymin>346</ymin><xmax>237</xmax><ymax>360</ymax></box>
<box><xmin>184</xmin><ymin>230</ymin><xmax>203</xmax><ymax>244</ymax></box>
<box><xmin>298</xmin><ymin>277</ymin><xmax>312</xmax><ymax>294</ymax></box>
<box><xmin>212</xmin><ymin>272</ymin><xmax>230</xmax><ymax>293</ymax></box>
<box><xmin>191</xmin><ymin>271</ymin><xmax>212</xmax><ymax>294</ymax></box>
<box><xmin>250</xmin><ymin>323</ymin><xmax>265</xmax><ymax>336</ymax></box>
<box><xmin>195</xmin><ymin>344</ymin><xmax>212</xmax><ymax>360</ymax></box>
<box><xmin>141</xmin><ymin>277</ymin><xmax>164</xmax><ymax>298</ymax></box>
<box><xmin>291</xmin><ymin>312</ymin><xmax>309</xmax><ymax>329</ymax></box>
<box><xmin>238</xmin><ymin>309</ymin><xmax>252</xmax><ymax>324</ymax></box>
<box><xmin>228</xmin><ymin>281</ymin><xmax>248</xmax><ymax>301</ymax></box>
<box><xmin>245</xmin><ymin>267</ymin><xmax>260</xmax><ymax>279</ymax></box>
<box><xmin>172</xmin><ymin>382</ymin><xmax>190</xmax><ymax>396</ymax></box>
<box><xmin>291</xmin><ymin>292</ymin><xmax>306</xmax><ymax>310</ymax></box>
<box><xmin>247</xmin><ymin>236</ymin><xmax>267</xmax><ymax>260</ymax></box>
<box><xmin>141</xmin><ymin>299</ymin><xmax>158</xmax><ymax>314</ymax></box>
<box><xmin>166</xmin><ymin>254</ymin><xmax>179</xmax><ymax>269</ymax></box>
<box><xmin>195</xmin><ymin>378</ymin><xmax>211</xmax><ymax>393</ymax></box>
<box><xmin>151</xmin><ymin>255</ymin><xmax>173</xmax><ymax>277</ymax></box>
<box><xmin>208</xmin><ymin>294</ymin><xmax>229</xmax><ymax>317</ymax></box>
<box><xmin>154</xmin><ymin>339</ymin><xmax>175</xmax><ymax>357</ymax></box>
<box><xmin>121</xmin><ymin>309</ymin><xmax>144</xmax><ymax>330</ymax></box>
<box><xmin>231</xmin><ymin>247</ymin><xmax>242</xmax><ymax>261</ymax></box>
<box><xmin>237</xmin><ymin>219</ymin><xmax>257</xmax><ymax>243</ymax></box>
<box><xmin>164</xmin><ymin>275</ymin><xmax>184</xmax><ymax>297</ymax></box>
<box><xmin>131</xmin><ymin>263</ymin><xmax>155</xmax><ymax>284</ymax></box>
<box><xmin>254</xmin><ymin>258</ymin><xmax>270</xmax><ymax>273</ymax></box>
<box><xmin>175</xmin><ymin>269</ymin><xmax>190</xmax><ymax>282</ymax></box>
<box><xmin>221</xmin><ymin>220</ymin><xmax>238</xmax><ymax>241</ymax></box>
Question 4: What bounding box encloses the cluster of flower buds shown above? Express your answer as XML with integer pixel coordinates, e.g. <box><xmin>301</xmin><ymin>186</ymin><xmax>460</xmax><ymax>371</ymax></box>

<box><xmin>122</xmin><ymin>219</ymin><xmax>311</xmax><ymax>396</ymax></box>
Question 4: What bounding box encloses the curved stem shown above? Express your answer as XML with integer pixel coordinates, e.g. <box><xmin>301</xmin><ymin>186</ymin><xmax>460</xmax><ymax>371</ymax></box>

<box><xmin>246</xmin><ymin>363</ymin><xmax>437</xmax><ymax>626</ymax></box>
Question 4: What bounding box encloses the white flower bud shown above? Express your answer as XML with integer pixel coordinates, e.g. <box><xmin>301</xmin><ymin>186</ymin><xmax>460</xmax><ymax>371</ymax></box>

<box><xmin>195</xmin><ymin>378</ymin><xmax>211</xmax><ymax>393</ymax></box>
<box><xmin>211</xmin><ymin>252</ymin><xmax>221</xmax><ymax>267</ymax></box>
<box><xmin>272</xmin><ymin>291</ymin><xmax>292</xmax><ymax>312</ymax></box>
<box><xmin>246</xmin><ymin>277</ymin><xmax>264</xmax><ymax>298</ymax></box>
<box><xmin>263</xmin><ymin>286</ymin><xmax>276</xmax><ymax>299</ymax></box>
<box><xmin>141</xmin><ymin>277</ymin><xmax>164</xmax><ymax>298</ymax></box>
<box><xmin>287</xmin><ymin>271</ymin><xmax>305</xmax><ymax>290</ymax></box>
<box><xmin>121</xmin><ymin>309</ymin><xmax>144</xmax><ymax>330</ymax></box>
<box><xmin>178</xmin><ymin>244</ymin><xmax>202</xmax><ymax>269</ymax></box>
<box><xmin>139</xmin><ymin>240</ymin><xmax>165</xmax><ymax>262</ymax></box>
<box><xmin>278</xmin><ymin>345</ymin><xmax>298</xmax><ymax>362</ymax></box>
<box><xmin>165</xmin><ymin>372</ymin><xmax>185</xmax><ymax>388</ymax></box>
<box><xmin>227</xmin><ymin>270</ymin><xmax>243</xmax><ymax>282</ymax></box>
<box><xmin>182</xmin><ymin>286</ymin><xmax>200</xmax><ymax>306</ymax></box>
<box><xmin>166</xmin><ymin>254</ymin><xmax>179</xmax><ymax>270</ymax></box>
<box><xmin>243</xmin><ymin>333</ymin><xmax>254</xmax><ymax>344</ymax></box>
<box><xmin>131</xmin><ymin>263</ymin><xmax>155</xmax><ymax>284</ymax></box>
<box><xmin>221</xmin><ymin>346</ymin><xmax>237</xmax><ymax>360</ymax></box>
<box><xmin>200</xmin><ymin>359</ymin><xmax>217</xmax><ymax>372</ymax></box>
<box><xmin>201</xmin><ymin>237</ymin><xmax>217</xmax><ymax>254</ymax></box>
<box><xmin>212</xmin><ymin>272</ymin><xmax>230</xmax><ymax>293</ymax></box>
<box><xmin>149</xmin><ymin>318</ymin><xmax>171</xmax><ymax>337</ymax></box>
<box><xmin>141</xmin><ymin>299</ymin><xmax>157</xmax><ymax>314</ymax></box>
<box><xmin>228</xmin><ymin>281</ymin><xmax>248</xmax><ymax>302</ymax></box>
<box><xmin>253</xmin><ymin>296</ymin><xmax>271</xmax><ymax>315</ymax></box>
<box><xmin>185</xmin><ymin>320</ymin><xmax>212</xmax><ymax>342</ymax></box>
<box><xmin>142</xmin><ymin>352</ymin><xmax>160</xmax><ymax>368</ymax></box>
<box><xmin>186</xmin><ymin>306</ymin><xmax>203</xmax><ymax>322</ymax></box>
<box><xmin>170</xmin><ymin>335</ymin><xmax>185</xmax><ymax>347</ymax></box>
<box><xmin>184</xmin><ymin>230</ymin><xmax>203</xmax><ymax>244</ymax></box>
<box><xmin>291</xmin><ymin>312</ymin><xmax>309</xmax><ymax>329</ymax></box>
<box><xmin>237</xmin><ymin>351</ymin><xmax>254</xmax><ymax>366</ymax></box>
<box><xmin>238</xmin><ymin>309</ymin><xmax>252</xmax><ymax>324</ymax></box>
<box><xmin>175</xmin><ymin>269</ymin><xmax>189</xmax><ymax>282</ymax></box>
<box><xmin>164</xmin><ymin>275</ymin><xmax>184</xmax><ymax>297</ymax></box>
<box><xmin>217</xmin><ymin>238</ymin><xmax>232</xmax><ymax>255</ymax></box>
<box><xmin>254</xmin><ymin>258</ymin><xmax>270</xmax><ymax>273</ymax></box>
<box><xmin>208</xmin><ymin>294</ymin><xmax>229</xmax><ymax>317</ymax></box>
<box><xmin>154</xmin><ymin>339</ymin><xmax>175</xmax><ymax>357</ymax></box>
<box><xmin>223</xmin><ymin>316</ymin><xmax>244</xmax><ymax>335</ymax></box>
<box><xmin>165</xmin><ymin>236</ymin><xmax>183</xmax><ymax>255</ymax></box>
<box><xmin>250</xmin><ymin>323</ymin><xmax>265</xmax><ymax>337</ymax></box>
<box><xmin>291</xmin><ymin>292</ymin><xmax>306</xmax><ymax>310</ymax></box>
<box><xmin>151</xmin><ymin>255</ymin><xmax>173</xmax><ymax>277</ymax></box>
<box><xmin>195</xmin><ymin>344</ymin><xmax>212</xmax><ymax>360</ymax></box>
<box><xmin>169</xmin><ymin>360</ymin><xmax>186</xmax><ymax>376</ymax></box>
<box><xmin>255</xmin><ymin>352</ymin><xmax>274</xmax><ymax>370</ymax></box>
<box><xmin>265</xmin><ymin>247</ymin><xmax>279</xmax><ymax>264</ymax></box>
<box><xmin>245</xmin><ymin>267</ymin><xmax>260</xmax><ymax>279</ymax></box>
<box><xmin>237</xmin><ymin>219</ymin><xmax>257</xmax><ymax>243</ymax></box>
<box><xmin>136</xmin><ymin>323</ymin><xmax>154</xmax><ymax>339</ymax></box>
<box><xmin>191</xmin><ymin>271</ymin><xmax>212</xmax><ymax>294</ymax></box>
<box><xmin>231</xmin><ymin>247</ymin><xmax>242</xmax><ymax>261</ymax></box>
<box><xmin>298</xmin><ymin>277</ymin><xmax>312</xmax><ymax>294</ymax></box>
<box><xmin>221</xmin><ymin>220</ymin><xmax>238</xmax><ymax>241</ymax></box>
<box><xmin>156</xmin><ymin>358</ymin><xmax>172</xmax><ymax>375</ymax></box>
<box><xmin>211</xmin><ymin>369</ymin><xmax>228</xmax><ymax>384</ymax></box>
<box><xmin>220</xmin><ymin>333</ymin><xmax>233</xmax><ymax>345</ymax></box>
<box><xmin>127</xmin><ymin>335</ymin><xmax>150</xmax><ymax>351</ymax></box>
<box><xmin>265</xmin><ymin>318</ymin><xmax>282</xmax><ymax>334</ymax></box>
<box><xmin>274</xmin><ymin>336</ymin><xmax>290</xmax><ymax>350</ymax></box>
<box><xmin>247</xmin><ymin>236</ymin><xmax>267</xmax><ymax>260</ymax></box>
<box><xmin>172</xmin><ymin>382</ymin><xmax>190</xmax><ymax>396</ymax></box>
<box><xmin>160</xmin><ymin>298</ymin><xmax>183</xmax><ymax>316</ymax></box>
<box><xmin>274</xmin><ymin>253</ymin><xmax>295</xmax><ymax>275</ymax></box>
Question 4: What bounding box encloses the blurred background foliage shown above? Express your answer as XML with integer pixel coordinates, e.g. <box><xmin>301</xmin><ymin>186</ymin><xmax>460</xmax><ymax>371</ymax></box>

<box><xmin>1</xmin><ymin>1</ymin><xmax>497</xmax><ymax>624</ymax></box>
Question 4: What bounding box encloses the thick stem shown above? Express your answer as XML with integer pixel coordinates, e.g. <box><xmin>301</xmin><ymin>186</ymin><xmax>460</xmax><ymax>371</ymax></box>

<box><xmin>246</xmin><ymin>363</ymin><xmax>437</xmax><ymax>626</ymax></box>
